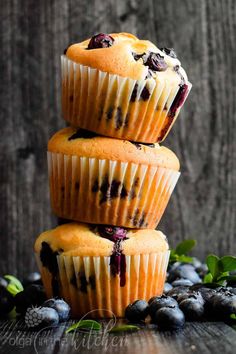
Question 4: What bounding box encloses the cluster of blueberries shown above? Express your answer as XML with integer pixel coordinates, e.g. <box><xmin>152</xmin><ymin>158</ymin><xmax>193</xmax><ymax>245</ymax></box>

<box><xmin>125</xmin><ymin>259</ymin><xmax>236</xmax><ymax>330</ymax></box>
<box><xmin>0</xmin><ymin>272</ymin><xmax>70</xmax><ymax>329</ymax></box>
<box><xmin>1</xmin><ymin>258</ymin><xmax>236</xmax><ymax>331</ymax></box>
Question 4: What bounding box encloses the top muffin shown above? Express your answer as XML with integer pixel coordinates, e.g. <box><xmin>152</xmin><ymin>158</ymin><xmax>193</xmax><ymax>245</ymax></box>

<box><xmin>66</xmin><ymin>33</ymin><xmax>188</xmax><ymax>83</ymax></box>
<box><xmin>62</xmin><ymin>32</ymin><xmax>191</xmax><ymax>143</ymax></box>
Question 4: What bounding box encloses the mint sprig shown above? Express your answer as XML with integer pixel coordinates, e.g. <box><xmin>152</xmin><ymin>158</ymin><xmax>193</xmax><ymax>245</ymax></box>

<box><xmin>4</xmin><ymin>275</ymin><xmax>24</xmax><ymax>296</ymax></box>
<box><xmin>66</xmin><ymin>320</ymin><xmax>101</xmax><ymax>333</ymax></box>
<box><xmin>169</xmin><ymin>239</ymin><xmax>196</xmax><ymax>264</ymax></box>
<box><xmin>203</xmin><ymin>254</ymin><xmax>236</xmax><ymax>285</ymax></box>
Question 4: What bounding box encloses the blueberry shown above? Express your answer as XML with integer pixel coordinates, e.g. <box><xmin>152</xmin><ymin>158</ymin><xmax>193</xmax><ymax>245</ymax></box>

<box><xmin>179</xmin><ymin>298</ymin><xmax>205</xmax><ymax>320</ymax></box>
<box><xmin>88</xmin><ymin>33</ymin><xmax>114</xmax><ymax>50</ymax></box>
<box><xmin>191</xmin><ymin>257</ymin><xmax>202</xmax><ymax>269</ymax></box>
<box><xmin>149</xmin><ymin>295</ymin><xmax>178</xmax><ymax>319</ymax></box>
<box><xmin>160</xmin><ymin>47</ymin><xmax>177</xmax><ymax>59</ymax></box>
<box><xmin>164</xmin><ymin>282</ymin><xmax>173</xmax><ymax>294</ymax></box>
<box><xmin>0</xmin><ymin>287</ymin><xmax>15</xmax><ymax>317</ymax></box>
<box><xmin>172</xmin><ymin>279</ymin><xmax>194</xmax><ymax>287</ymax></box>
<box><xmin>153</xmin><ymin>307</ymin><xmax>185</xmax><ymax>331</ymax></box>
<box><xmin>177</xmin><ymin>291</ymin><xmax>204</xmax><ymax>304</ymax></box>
<box><xmin>167</xmin><ymin>286</ymin><xmax>190</xmax><ymax>301</ymax></box>
<box><xmin>23</xmin><ymin>272</ymin><xmax>42</xmax><ymax>287</ymax></box>
<box><xmin>211</xmin><ymin>293</ymin><xmax>236</xmax><ymax>319</ymax></box>
<box><xmin>15</xmin><ymin>284</ymin><xmax>47</xmax><ymax>314</ymax></box>
<box><xmin>25</xmin><ymin>306</ymin><xmax>59</xmax><ymax>329</ymax></box>
<box><xmin>125</xmin><ymin>300</ymin><xmax>149</xmax><ymax>322</ymax></box>
<box><xmin>42</xmin><ymin>299</ymin><xmax>70</xmax><ymax>322</ymax></box>
<box><xmin>195</xmin><ymin>263</ymin><xmax>208</xmax><ymax>278</ymax></box>
<box><xmin>144</xmin><ymin>52</ymin><xmax>167</xmax><ymax>72</ymax></box>
<box><xmin>168</xmin><ymin>264</ymin><xmax>201</xmax><ymax>284</ymax></box>
<box><xmin>0</xmin><ymin>277</ymin><xmax>8</xmax><ymax>289</ymax></box>
<box><xmin>132</xmin><ymin>51</ymin><xmax>167</xmax><ymax>72</ymax></box>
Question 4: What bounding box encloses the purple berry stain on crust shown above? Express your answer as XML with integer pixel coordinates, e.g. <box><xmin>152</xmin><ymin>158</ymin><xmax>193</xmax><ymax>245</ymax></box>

<box><xmin>97</xmin><ymin>226</ymin><xmax>128</xmax><ymax>287</ymax></box>
<box><xmin>40</xmin><ymin>242</ymin><xmax>63</xmax><ymax>296</ymax></box>
<box><xmin>68</xmin><ymin>129</ymin><xmax>98</xmax><ymax>140</ymax></box>
<box><xmin>88</xmin><ymin>33</ymin><xmax>114</xmax><ymax>49</ymax></box>
<box><xmin>168</xmin><ymin>84</ymin><xmax>189</xmax><ymax>118</ymax></box>
<box><xmin>158</xmin><ymin>83</ymin><xmax>189</xmax><ymax>141</ymax></box>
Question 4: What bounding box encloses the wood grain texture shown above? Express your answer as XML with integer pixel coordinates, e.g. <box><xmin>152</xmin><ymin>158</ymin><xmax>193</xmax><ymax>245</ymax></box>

<box><xmin>0</xmin><ymin>0</ymin><xmax>236</xmax><ymax>276</ymax></box>
<box><xmin>0</xmin><ymin>320</ymin><xmax>236</xmax><ymax>354</ymax></box>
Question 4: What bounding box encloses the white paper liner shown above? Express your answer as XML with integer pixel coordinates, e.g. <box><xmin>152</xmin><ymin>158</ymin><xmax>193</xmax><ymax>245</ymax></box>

<box><xmin>61</xmin><ymin>55</ymin><xmax>192</xmax><ymax>143</ymax></box>
<box><xmin>35</xmin><ymin>250</ymin><xmax>170</xmax><ymax>318</ymax></box>
<box><xmin>47</xmin><ymin>152</ymin><xmax>180</xmax><ymax>228</ymax></box>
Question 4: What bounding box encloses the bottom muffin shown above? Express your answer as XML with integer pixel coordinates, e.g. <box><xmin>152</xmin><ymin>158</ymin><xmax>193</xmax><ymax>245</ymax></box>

<box><xmin>34</xmin><ymin>222</ymin><xmax>169</xmax><ymax>318</ymax></box>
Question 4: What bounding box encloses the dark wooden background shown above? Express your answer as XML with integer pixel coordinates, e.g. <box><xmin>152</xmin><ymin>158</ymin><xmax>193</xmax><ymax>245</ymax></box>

<box><xmin>0</xmin><ymin>0</ymin><xmax>236</xmax><ymax>277</ymax></box>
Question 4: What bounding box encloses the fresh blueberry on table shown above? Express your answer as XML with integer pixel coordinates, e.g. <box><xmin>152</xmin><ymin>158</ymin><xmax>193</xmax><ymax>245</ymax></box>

<box><xmin>167</xmin><ymin>286</ymin><xmax>190</xmax><ymax>301</ymax></box>
<box><xmin>125</xmin><ymin>300</ymin><xmax>149</xmax><ymax>322</ymax></box>
<box><xmin>195</xmin><ymin>263</ymin><xmax>208</xmax><ymax>278</ymax></box>
<box><xmin>172</xmin><ymin>279</ymin><xmax>194</xmax><ymax>287</ymax></box>
<box><xmin>25</xmin><ymin>306</ymin><xmax>59</xmax><ymax>329</ymax></box>
<box><xmin>148</xmin><ymin>295</ymin><xmax>178</xmax><ymax>319</ymax></box>
<box><xmin>42</xmin><ymin>299</ymin><xmax>70</xmax><ymax>322</ymax></box>
<box><xmin>14</xmin><ymin>284</ymin><xmax>47</xmax><ymax>314</ymax></box>
<box><xmin>0</xmin><ymin>287</ymin><xmax>15</xmax><ymax>317</ymax></box>
<box><xmin>0</xmin><ymin>277</ymin><xmax>8</xmax><ymax>289</ymax></box>
<box><xmin>179</xmin><ymin>297</ymin><xmax>205</xmax><ymax>320</ymax></box>
<box><xmin>168</xmin><ymin>264</ymin><xmax>201</xmax><ymax>284</ymax></box>
<box><xmin>176</xmin><ymin>291</ymin><xmax>204</xmax><ymax>304</ymax></box>
<box><xmin>23</xmin><ymin>272</ymin><xmax>42</xmax><ymax>287</ymax></box>
<box><xmin>153</xmin><ymin>306</ymin><xmax>185</xmax><ymax>331</ymax></box>
<box><xmin>163</xmin><ymin>282</ymin><xmax>173</xmax><ymax>293</ymax></box>
<box><xmin>210</xmin><ymin>292</ymin><xmax>236</xmax><ymax>319</ymax></box>
<box><xmin>191</xmin><ymin>257</ymin><xmax>203</xmax><ymax>269</ymax></box>
<box><xmin>88</xmin><ymin>33</ymin><xmax>114</xmax><ymax>49</ymax></box>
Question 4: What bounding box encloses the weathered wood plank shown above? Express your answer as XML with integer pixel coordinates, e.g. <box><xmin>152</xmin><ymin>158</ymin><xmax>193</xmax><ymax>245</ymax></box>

<box><xmin>0</xmin><ymin>0</ymin><xmax>236</xmax><ymax>276</ymax></box>
<box><xmin>0</xmin><ymin>320</ymin><xmax>236</xmax><ymax>354</ymax></box>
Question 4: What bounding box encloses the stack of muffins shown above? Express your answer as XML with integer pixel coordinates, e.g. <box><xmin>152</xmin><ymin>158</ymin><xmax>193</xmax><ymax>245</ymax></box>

<box><xmin>34</xmin><ymin>33</ymin><xmax>191</xmax><ymax>318</ymax></box>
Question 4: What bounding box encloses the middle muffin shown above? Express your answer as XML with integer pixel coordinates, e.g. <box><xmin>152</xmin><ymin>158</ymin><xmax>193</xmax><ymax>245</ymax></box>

<box><xmin>47</xmin><ymin>127</ymin><xmax>180</xmax><ymax>228</ymax></box>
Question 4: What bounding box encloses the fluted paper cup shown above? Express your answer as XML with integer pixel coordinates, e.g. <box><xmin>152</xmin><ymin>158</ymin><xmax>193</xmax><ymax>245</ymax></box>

<box><xmin>61</xmin><ymin>55</ymin><xmax>192</xmax><ymax>143</ymax></box>
<box><xmin>47</xmin><ymin>152</ymin><xmax>180</xmax><ymax>228</ymax></box>
<box><xmin>35</xmin><ymin>250</ymin><xmax>170</xmax><ymax>318</ymax></box>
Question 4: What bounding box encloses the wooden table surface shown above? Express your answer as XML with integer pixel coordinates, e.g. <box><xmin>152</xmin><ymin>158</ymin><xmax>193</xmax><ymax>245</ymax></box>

<box><xmin>1</xmin><ymin>0</ymin><xmax>236</xmax><ymax>278</ymax></box>
<box><xmin>0</xmin><ymin>319</ymin><xmax>236</xmax><ymax>354</ymax></box>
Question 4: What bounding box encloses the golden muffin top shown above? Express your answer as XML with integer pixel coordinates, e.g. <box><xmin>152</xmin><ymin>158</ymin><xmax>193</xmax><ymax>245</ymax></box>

<box><xmin>65</xmin><ymin>32</ymin><xmax>190</xmax><ymax>83</ymax></box>
<box><xmin>34</xmin><ymin>222</ymin><xmax>169</xmax><ymax>257</ymax></box>
<box><xmin>48</xmin><ymin>127</ymin><xmax>180</xmax><ymax>171</ymax></box>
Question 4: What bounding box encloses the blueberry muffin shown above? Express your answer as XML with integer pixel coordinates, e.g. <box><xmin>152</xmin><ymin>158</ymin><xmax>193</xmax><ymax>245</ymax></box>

<box><xmin>47</xmin><ymin>127</ymin><xmax>180</xmax><ymax>228</ymax></box>
<box><xmin>34</xmin><ymin>222</ymin><xmax>169</xmax><ymax>318</ymax></box>
<box><xmin>62</xmin><ymin>32</ymin><xmax>192</xmax><ymax>143</ymax></box>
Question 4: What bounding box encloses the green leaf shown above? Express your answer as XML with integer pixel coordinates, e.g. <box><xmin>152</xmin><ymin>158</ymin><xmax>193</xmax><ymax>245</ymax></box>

<box><xmin>203</xmin><ymin>272</ymin><xmax>213</xmax><ymax>283</ymax></box>
<box><xmin>178</xmin><ymin>255</ymin><xmax>193</xmax><ymax>263</ymax></box>
<box><xmin>175</xmin><ymin>240</ymin><xmax>196</xmax><ymax>256</ymax></box>
<box><xmin>218</xmin><ymin>275</ymin><xmax>236</xmax><ymax>282</ymax></box>
<box><xmin>220</xmin><ymin>256</ymin><xmax>236</xmax><ymax>272</ymax></box>
<box><xmin>66</xmin><ymin>320</ymin><xmax>101</xmax><ymax>333</ymax></box>
<box><xmin>109</xmin><ymin>325</ymin><xmax>140</xmax><ymax>333</ymax></box>
<box><xmin>206</xmin><ymin>255</ymin><xmax>221</xmax><ymax>280</ymax></box>
<box><xmin>4</xmin><ymin>275</ymin><xmax>23</xmax><ymax>295</ymax></box>
<box><xmin>230</xmin><ymin>314</ymin><xmax>236</xmax><ymax>321</ymax></box>
<box><xmin>6</xmin><ymin>284</ymin><xmax>21</xmax><ymax>296</ymax></box>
